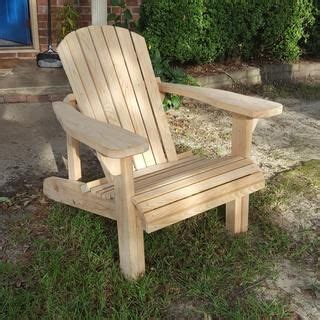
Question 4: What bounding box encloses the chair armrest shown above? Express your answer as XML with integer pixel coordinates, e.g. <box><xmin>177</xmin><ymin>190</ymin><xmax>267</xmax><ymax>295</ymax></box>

<box><xmin>159</xmin><ymin>82</ymin><xmax>283</xmax><ymax>119</ymax></box>
<box><xmin>53</xmin><ymin>101</ymin><xmax>149</xmax><ymax>159</ymax></box>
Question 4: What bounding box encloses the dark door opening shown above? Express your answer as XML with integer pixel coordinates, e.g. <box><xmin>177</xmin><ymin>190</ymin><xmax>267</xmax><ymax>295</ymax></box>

<box><xmin>0</xmin><ymin>0</ymin><xmax>32</xmax><ymax>47</ymax></box>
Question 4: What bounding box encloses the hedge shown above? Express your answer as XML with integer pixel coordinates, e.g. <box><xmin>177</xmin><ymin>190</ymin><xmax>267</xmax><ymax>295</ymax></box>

<box><xmin>305</xmin><ymin>0</ymin><xmax>320</xmax><ymax>57</ymax></box>
<box><xmin>140</xmin><ymin>0</ymin><xmax>315</xmax><ymax>63</ymax></box>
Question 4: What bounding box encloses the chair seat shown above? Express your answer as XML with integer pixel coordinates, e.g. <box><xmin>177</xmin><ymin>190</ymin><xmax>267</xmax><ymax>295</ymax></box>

<box><xmin>88</xmin><ymin>155</ymin><xmax>265</xmax><ymax>233</ymax></box>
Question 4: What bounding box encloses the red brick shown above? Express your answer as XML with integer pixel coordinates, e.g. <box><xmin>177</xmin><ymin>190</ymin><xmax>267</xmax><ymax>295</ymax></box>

<box><xmin>1</xmin><ymin>0</ymin><xmax>143</xmax><ymax>61</ymax></box>
<box><xmin>48</xmin><ymin>94</ymin><xmax>67</xmax><ymax>102</ymax></box>
<box><xmin>26</xmin><ymin>95</ymin><xmax>49</xmax><ymax>103</ymax></box>
<box><xmin>4</xmin><ymin>95</ymin><xmax>27</xmax><ymax>103</ymax></box>
<box><xmin>0</xmin><ymin>53</ymin><xmax>18</xmax><ymax>59</ymax></box>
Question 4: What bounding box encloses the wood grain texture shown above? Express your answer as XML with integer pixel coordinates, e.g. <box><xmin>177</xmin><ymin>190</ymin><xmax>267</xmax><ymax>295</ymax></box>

<box><xmin>53</xmin><ymin>102</ymin><xmax>149</xmax><ymax>159</ymax></box>
<box><xmin>45</xmin><ymin>26</ymin><xmax>278</xmax><ymax>278</ymax></box>
<box><xmin>63</xmin><ymin>95</ymin><xmax>81</xmax><ymax>181</ymax></box>
<box><xmin>67</xmin><ymin>135</ymin><xmax>81</xmax><ymax>181</ymax></box>
<box><xmin>99</xmin><ymin>26</ymin><xmax>156</xmax><ymax>168</ymax></box>
<box><xmin>116</xmin><ymin>27</ymin><xmax>167</xmax><ymax>164</ymax></box>
<box><xmin>115</xmin><ymin>157</ymin><xmax>145</xmax><ymax>279</ymax></box>
<box><xmin>131</xmin><ymin>32</ymin><xmax>177</xmax><ymax>161</ymax></box>
<box><xmin>231</xmin><ymin>116</ymin><xmax>254</xmax><ymax>158</ymax></box>
<box><xmin>43</xmin><ymin>177</ymin><xmax>116</xmax><ymax>220</ymax></box>
<box><xmin>159</xmin><ymin>82</ymin><xmax>283</xmax><ymax>118</ymax></box>
<box><xmin>144</xmin><ymin>174</ymin><xmax>264</xmax><ymax>233</ymax></box>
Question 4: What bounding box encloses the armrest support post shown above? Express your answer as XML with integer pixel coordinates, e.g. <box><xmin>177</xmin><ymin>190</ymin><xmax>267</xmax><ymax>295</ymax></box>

<box><xmin>231</xmin><ymin>115</ymin><xmax>254</xmax><ymax>158</ymax></box>
<box><xmin>67</xmin><ymin>135</ymin><xmax>81</xmax><ymax>180</ymax></box>
<box><xmin>227</xmin><ymin>115</ymin><xmax>255</xmax><ymax>234</ymax></box>
<box><xmin>63</xmin><ymin>95</ymin><xmax>82</xmax><ymax>181</ymax></box>
<box><xmin>114</xmin><ymin>157</ymin><xmax>145</xmax><ymax>279</ymax></box>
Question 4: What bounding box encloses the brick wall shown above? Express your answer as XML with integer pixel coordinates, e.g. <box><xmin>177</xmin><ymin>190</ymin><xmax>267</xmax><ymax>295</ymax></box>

<box><xmin>109</xmin><ymin>0</ymin><xmax>142</xmax><ymax>22</ymax></box>
<box><xmin>37</xmin><ymin>0</ymin><xmax>92</xmax><ymax>52</ymax></box>
<box><xmin>0</xmin><ymin>0</ymin><xmax>141</xmax><ymax>60</ymax></box>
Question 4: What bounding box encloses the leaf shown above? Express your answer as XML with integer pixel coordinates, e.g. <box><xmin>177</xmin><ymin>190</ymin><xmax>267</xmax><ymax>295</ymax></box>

<box><xmin>108</xmin><ymin>13</ymin><xmax>118</xmax><ymax>21</ymax></box>
<box><xmin>0</xmin><ymin>197</ymin><xmax>10</xmax><ymax>204</ymax></box>
<box><xmin>171</xmin><ymin>95</ymin><xmax>181</xmax><ymax>109</ymax></box>
<box><xmin>111</xmin><ymin>0</ymin><xmax>121</xmax><ymax>6</ymax></box>
<box><xmin>124</xmin><ymin>9</ymin><xmax>133</xmax><ymax>21</ymax></box>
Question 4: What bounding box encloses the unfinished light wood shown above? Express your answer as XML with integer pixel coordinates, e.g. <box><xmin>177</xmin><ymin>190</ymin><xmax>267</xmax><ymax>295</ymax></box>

<box><xmin>226</xmin><ymin>115</ymin><xmax>254</xmax><ymax>233</ymax></box>
<box><xmin>231</xmin><ymin>116</ymin><xmax>254</xmax><ymax>158</ymax></box>
<box><xmin>131</xmin><ymin>32</ymin><xmax>177</xmax><ymax>161</ymax></box>
<box><xmin>43</xmin><ymin>177</ymin><xmax>115</xmax><ymax>220</ymax></box>
<box><xmin>115</xmin><ymin>157</ymin><xmax>145</xmax><ymax>279</ymax></box>
<box><xmin>63</xmin><ymin>95</ymin><xmax>81</xmax><ymax>181</ymax></box>
<box><xmin>69</xmin><ymin>156</ymin><xmax>264</xmax><ymax>233</ymax></box>
<box><xmin>143</xmin><ymin>173</ymin><xmax>264</xmax><ymax>233</ymax></box>
<box><xmin>67</xmin><ymin>135</ymin><xmax>81</xmax><ymax>181</ymax></box>
<box><xmin>159</xmin><ymin>82</ymin><xmax>283</xmax><ymax>119</ymax></box>
<box><xmin>53</xmin><ymin>102</ymin><xmax>149</xmax><ymax>158</ymax></box>
<box><xmin>45</xmin><ymin>26</ymin><xmax>283</xmax><ymax>280</ymax></box>
<box><xmin>100</xmin><ymin>25</ymin><xmax>155</xmax><ymax>167</ymax></box>
<box><xmin>115</xmin><ymin>28</ymin><xmax>167</xmax><ymax>164</ymax></box>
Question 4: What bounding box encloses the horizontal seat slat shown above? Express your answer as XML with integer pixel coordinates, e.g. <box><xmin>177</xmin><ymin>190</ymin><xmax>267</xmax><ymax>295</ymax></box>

<box><xmin>133</xmin><ymin>158</ymin><xmax>253</xmax><ymax>204</ymax></box>
<box><xmin>95</xmin><ymin>156</ymin><xmax>241</xmax><ymax>198</ymax></box>
<box><xmin>135</xmin><ymin>163</ymin><xmax>260</xmax><ymax>213</ymax></box>
<box><xmin>134</xmin><ymin>156</ymin><xmax>244</xmax><ymax>197</ymax></box>
<box><xmin>89</xmin><ymin>155</ymin><xmax>200</xmax><ymax>195</ymax></box>
<box><xmin>144</xmin><ymin>173</ymin><xmax>264</xmax><ymax>233</ymax></box>
<box><xmin>82</xmin><ymin>155</ymin><xmax>264</xmax><ymax>232</ymax></box>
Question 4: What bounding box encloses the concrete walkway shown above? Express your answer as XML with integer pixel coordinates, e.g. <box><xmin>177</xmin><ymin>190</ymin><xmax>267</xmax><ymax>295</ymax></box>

<box><xmin>0</xmin><ymin>60</ymin><xmax>70</xmax><ymax>99</ymax></box>
<box><xmin>0</xmin><ymin>102</ymin><xmax>101</xmax><ymax>196</ymax></box>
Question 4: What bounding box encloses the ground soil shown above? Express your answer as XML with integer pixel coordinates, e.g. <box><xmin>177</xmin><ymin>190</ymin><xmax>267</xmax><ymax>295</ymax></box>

<box><xmin>167</xmin><ymin>94</ymin><xmax>320</xmax><ymax>319</ymax></box>
<box><xmin>0</xmin><ymin>89</ymin><xmax>319</xmax><ymax>318</ymax></box>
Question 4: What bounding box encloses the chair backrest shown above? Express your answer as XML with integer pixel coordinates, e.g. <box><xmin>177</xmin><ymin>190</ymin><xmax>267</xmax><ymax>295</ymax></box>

<box><xmin>58</xmin><ymin>26</ymin><xmax>177</xmax><ymax>172</ymax></box>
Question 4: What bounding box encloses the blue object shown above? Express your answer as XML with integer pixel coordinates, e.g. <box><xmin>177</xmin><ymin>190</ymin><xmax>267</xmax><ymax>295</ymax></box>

<box><xmin>0</xmin><ymin>0</ymin><xmax>32</xmax><ymax>45</ymax></box>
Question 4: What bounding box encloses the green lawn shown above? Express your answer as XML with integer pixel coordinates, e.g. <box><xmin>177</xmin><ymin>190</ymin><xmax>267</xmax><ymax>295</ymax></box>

<box><xmin>1</xmin><ymin>162</ymin><xmax>318</xmax><ymax>319</ymax></box>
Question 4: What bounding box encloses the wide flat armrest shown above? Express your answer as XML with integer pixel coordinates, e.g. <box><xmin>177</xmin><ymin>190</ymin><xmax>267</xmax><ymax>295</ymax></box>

<box><xmin>159</xmin><ymin>82</ymin><xmax>282</xmax><ymax>119</ymax></box>
<box><xmin>53</xmin><ymin>102</ymin><xmax>149</xmax><ymax>158</ymax></box>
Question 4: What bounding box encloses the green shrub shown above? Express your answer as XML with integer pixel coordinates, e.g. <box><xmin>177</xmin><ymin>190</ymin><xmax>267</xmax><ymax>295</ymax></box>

<box><xmin>205</xmin><ymin>0</ymin><xmax>267</xmax><ymax>61</ymax></box>
<box><xmin>57</xmin><ymin>3</ymin><xmax>80</xmax><ymax>42</ymax></box>
<box><xmin>305</xmin><ymin>0</ymin><xmax>320</xmax><ymax>58</ymax></box>
<box><xmin>140</xmin><ymin>0</ymin><xmax>315</xmax><ymax>63</ymax></box>
<box><xmin>258</xmin><ymin>0</ymin><xmax>314</xmax><ymax>61</ymax></box>
<box><xmin>140</xmin><ymin>0</ymin><xmax>210</xmax><ymax>63</ymax></box>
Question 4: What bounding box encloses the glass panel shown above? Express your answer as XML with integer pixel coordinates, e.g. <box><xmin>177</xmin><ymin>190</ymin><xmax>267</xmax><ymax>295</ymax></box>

<box><xmin>0</xmin><ymin>0</ymin><xmax>32</xmax><ymax>46</ymax></box>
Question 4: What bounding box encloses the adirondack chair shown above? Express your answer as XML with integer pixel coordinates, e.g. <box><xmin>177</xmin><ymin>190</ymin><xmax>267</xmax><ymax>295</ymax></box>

<box><xmin>43</xmin><ymin>26</ymin><xmax>283</xmax><ymax>280</ymax></box>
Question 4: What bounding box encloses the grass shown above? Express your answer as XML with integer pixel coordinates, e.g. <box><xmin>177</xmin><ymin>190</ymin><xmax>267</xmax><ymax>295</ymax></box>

<box><xmin>1</xmin><ymin>167</ymin><xmax>319</xmax><ymax>319</ymax></box>
<box><xmin>1</xmin><ymin>200</ymin><xmax>302</xmax><ymax>319</ymax></box>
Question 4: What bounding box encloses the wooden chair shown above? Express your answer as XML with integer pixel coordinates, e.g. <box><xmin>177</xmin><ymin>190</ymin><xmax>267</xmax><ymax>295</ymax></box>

<box><xmin>44</xmin><ymin>26</ymin><xmax>283</xmax><ymax>280</ymax></box>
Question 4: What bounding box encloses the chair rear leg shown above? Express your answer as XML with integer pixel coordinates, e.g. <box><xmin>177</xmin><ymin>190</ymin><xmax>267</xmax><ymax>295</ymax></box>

<box><xmin>226</xmin><ymin>195</ymin><xmax>249</xmax><ymax>234</ymax></box>
<box><xmin>115</xmin><ymin>158</ymin><xmax>145</xmax><ymax>280</ymax></box>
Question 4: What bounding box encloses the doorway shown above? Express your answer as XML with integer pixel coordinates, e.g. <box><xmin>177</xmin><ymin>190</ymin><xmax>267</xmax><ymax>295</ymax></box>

<box><xmin>0</xmin><ymin>0</ymin><xmax>33</xmax><ymax>47</ymax></box>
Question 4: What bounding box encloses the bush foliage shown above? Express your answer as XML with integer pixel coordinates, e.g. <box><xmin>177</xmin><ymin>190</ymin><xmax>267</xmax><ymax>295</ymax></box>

<box><xmin>305</xmin><ymin>0</ymin><xmax>320</xmax><ymax>57</ymax></box>
<box><xmin>140</xmin><ymin>0</ymin><xmax>315</xmax><ymax>63</ymax></box>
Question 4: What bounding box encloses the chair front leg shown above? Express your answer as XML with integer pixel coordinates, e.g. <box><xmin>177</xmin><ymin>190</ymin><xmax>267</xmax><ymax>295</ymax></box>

<box><xmin>114</xmin><ymin>157</ymin><xmax>145</xmax><ymax>280</ymax></box>
<box><xmin>226</xmin><ymin>115</ymin><xmax>255</xmax><ymax>234</ymax></box>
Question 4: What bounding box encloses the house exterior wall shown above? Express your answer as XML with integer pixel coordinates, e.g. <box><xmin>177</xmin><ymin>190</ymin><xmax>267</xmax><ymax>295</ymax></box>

<box><xmin>0</xmin><ymin>0</ymin><xmax>141</xmax><ymax>60</ymax></box>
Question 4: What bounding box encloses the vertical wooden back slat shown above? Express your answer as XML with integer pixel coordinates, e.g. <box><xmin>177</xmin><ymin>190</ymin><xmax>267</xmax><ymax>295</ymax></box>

<box><xmin>58</xmin><ymin>26</ymin><xmax>179</xmax><ymax>174</ymax></box>
<box><xmin>58</xmin><ymin>41</ymin><xmax>94</xmax><ymax>118</ymax></box>
<box><xmin>76</xmin><ymin>28</ymin><xmax>120</xmax><ymax>126</ymax></box>
<box><xmin>89</xmin><ymin>26</ymin><xmax>155</xmax><ymax>168</ymax></box>
<box><xmin>131</xmin><ymin>32</ymin><xmax>178</xmax><ymax>162</ymax></box>
<box><xmin>115</xmin><ymin>27</ymin><xmax>167</xmax><ymax>164</ymax></box>
<box><xmin>65</xmin><ymin>32</ymin><xmax>106</xmax><ymax>122</ymax></box>
<box><xmin>101</xmin><ymin>26</ymin><xmax>157</xmax><ymax>166</ymax></box>
<box><xmin>76</xmin><ymin>27</ymin><xmax>146</xmax><ymax>169</ymax></box>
